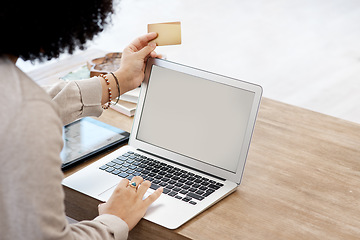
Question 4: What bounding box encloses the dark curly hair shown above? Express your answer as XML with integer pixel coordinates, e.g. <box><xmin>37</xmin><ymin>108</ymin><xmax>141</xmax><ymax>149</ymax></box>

<box><xmin>0</xmin><ymin>0</ymin><xmax>115</xmax><ymax>61</ymax></box>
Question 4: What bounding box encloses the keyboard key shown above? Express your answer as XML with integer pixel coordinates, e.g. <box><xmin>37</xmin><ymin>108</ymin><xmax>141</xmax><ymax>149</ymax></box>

<box><xmin>154</xmin><ymin>175</ymin><xmax>163</xmax><ymax>179</ymax></box>
<box><xmin>150</xmin><ymin>183</ymin><xmax>161</xmax><ymax>190</ymax></box>
<box><xmin>133</xmin><ymin>172</ymin><xmax>141</xmax><ymax>176</ymax></box>
<box><xmin>112</xmin><ymin>159</ymin><xmax>124</xmax><ymax>165</ymax></box>
<box><xmin>187</xmin><ymin>192</ymin><xmax>204</xmax><ymax>201</ymax></box>
<box><xmin>153</xmin><ymin>179</ymin><xmax>161</xmax><ymax>184</ymax></box>
<box><xmin>128</xmin><ymin>165</ymin><xmax>137</xmax><ymax>170</ymax></box>
<box><xmin>168</xmin><ymin>191</ymin><xmax>178</xmax><ymax>197</ymax></box>
<box><xmin>169</xmin><ymin>180</ymin><xmax>176</xmax><ymax>185</ymax></box>
<box><xmin>175</xmin><ymin>195</ymin><xmax>182</xmax><ymax>200</ymax></box>
<box><xmin>112</xmin><ymin>170</ymin><xmax>121</xmax><ymax>175</ymax></box>
<box><xmin>194</xmin><ymin>179</ymin><xmax>202</xmax><ymax>183</ymax></box>
<box><xmin>105</xmin><ymin>167</ymin><xmax>114</xmax><ymax>173</ymax></box>
<box><xmin>171</xmin><ymin>176</ymin><xmax>180</xmax><ymax>181</ymax></box>
<box><xmin>162</xmin><ymin>177</ymin><xmax>170</xmax><ymax>182</ymax></box>
<box><xmin>117</xmin><ymin>156</ymin><xmax>127</xmax><ymax>161</ymax></box>
<box><xmin>99</xmin><ymin>165</ymin><xmax>108</xmax><ymax>170</ymax></box>
<box><xmin>208</xmin><ymin>184</ymin><xmax>220</xmax><ymax>190</ymax></box>
<box><xmin>200</xmin><ymin>181</ymin><xmax>210</xmax><ymax>186</ymax></box>
<box><xmin>106</xmin><ymin>162</ymin><xmax>115</xmax><ymax>167</ymax></box>
<box><xmin>195</xmin><ymin>190</ymin><xmax>205</xmax><ymax>195</ymax></box>
<box><xmin>189</xmin><ymin>201</ymin><xmax>197</xmax><ymax>205</ymax></box>
<box><xmin>178</xmin><ymin>178</ymin><xmax>187</xmax><ymax>183</ymax></box>
<box><xmin>118</xmin><ymin>172</ymin><xmax>128</xmax><ymax>178</ymax></box>
<box><xmin>216</xmin><ymin>182</ymin><xmax>224</xmax><ymax>187</ymax></box>
<box><xmin>206</xmin><ymin>189</ymin><xmax>215</xmax><ymax>194</ymax></box>
<box><xmin>113</xmin><ymin>164</ymin><xmax>121</xmax><ymax>169</ymax></box>
<box><xmin>162</xmin><ymin>188</ymin><xmax>171</xmax><ymax>194</ymax></box>
<box><xmin>159</xmin><ymin>182</ymin><xmax>168</xmax><ymax>187</ymax></box>
<box><xmin>189</xmin><ymin>187</ymin><xmax>197</xmax><ymax>192</ymax></box>
<box><xmin>180</xmin><ymin>190</ymin><xmax>188</xmax><ymax>195</ymax></box>
<box><xmin>185</xmin><ymin>180</ymin><xmax>193</xmax><ymax>186</ymax></box>
<box><xmin>182</xmin><ymin>196</ymin><xmax>192</xmax><ymax>202</ymax></box>
<box><xmin>203</xmin><ymin>189</ymin><xmax>215</xmax><ymax>197</ymax></box>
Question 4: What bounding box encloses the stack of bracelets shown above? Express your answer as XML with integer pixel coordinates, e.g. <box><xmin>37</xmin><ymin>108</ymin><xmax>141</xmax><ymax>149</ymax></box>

<box><xmin>99</xmin><ymin>72</ymin><xmax>120</xmax><ymax>109</ymax></box>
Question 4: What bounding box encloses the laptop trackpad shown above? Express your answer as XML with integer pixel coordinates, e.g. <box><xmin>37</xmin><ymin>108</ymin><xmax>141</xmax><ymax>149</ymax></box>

<box><xmin>98</xmin><ymin>184</ymin><xmax>154</xmax><ymax>201</ymax></box>
<box><xmin>98</xmin><ymin>184</ymin><xmax>117</xmax><ymax>201</ymax></box>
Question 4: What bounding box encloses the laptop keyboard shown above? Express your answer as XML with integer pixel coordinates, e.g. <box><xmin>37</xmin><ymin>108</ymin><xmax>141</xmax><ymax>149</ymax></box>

<box><xmin>99</xmin><ymin>151</ymin><xmax>224</xmax><ymax>205</ymax></box>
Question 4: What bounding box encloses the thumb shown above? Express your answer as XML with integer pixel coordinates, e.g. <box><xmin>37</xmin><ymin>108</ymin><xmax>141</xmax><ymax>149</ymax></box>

<box><xmin>137</xmin><ymin>42</ymin><xmax>157</xmax><ymax>59</ymax></box>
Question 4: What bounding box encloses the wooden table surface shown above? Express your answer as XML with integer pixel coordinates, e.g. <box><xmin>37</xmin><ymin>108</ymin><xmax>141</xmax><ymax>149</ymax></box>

<box><xmin>28</xmin><ymin>50</ymin><xmax>360</xmax><ymax>240</ymax></box>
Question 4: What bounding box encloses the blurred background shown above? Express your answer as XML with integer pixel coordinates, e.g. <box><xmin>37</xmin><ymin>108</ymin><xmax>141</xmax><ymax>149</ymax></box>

<box><xmin>18</xmin><ymin>0</ymin><xmax>360</xmax><ymax>123</ymax></box>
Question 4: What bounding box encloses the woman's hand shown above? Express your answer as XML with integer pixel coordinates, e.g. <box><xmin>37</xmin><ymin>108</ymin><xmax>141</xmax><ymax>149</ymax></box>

<box><xmin>115</xmin><ymin>33</ymin><xmax>160</xmax><ymax>95</ymax></box>
<box><xmin>100</xmin><ymin>33</ymin><xmax>161</xmax><ymax>105</ymax></box>
<box><xmin>98</xmin><ymin>176</ymin><xmax>163</xmax><ymax>230</ymax></box>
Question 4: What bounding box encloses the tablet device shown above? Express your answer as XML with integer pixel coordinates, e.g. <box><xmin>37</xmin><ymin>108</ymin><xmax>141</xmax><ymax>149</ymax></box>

<box><xmin>60</xmin><ymin>117</ymin><xmax>130</xmax><ymax>169</ymax></box>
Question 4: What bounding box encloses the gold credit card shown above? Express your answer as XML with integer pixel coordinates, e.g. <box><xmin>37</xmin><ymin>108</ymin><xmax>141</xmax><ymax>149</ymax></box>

<box><xmin>148</xmin><ymin>21</ymin><xmax>181</xmax><ymax>46</ymax></box>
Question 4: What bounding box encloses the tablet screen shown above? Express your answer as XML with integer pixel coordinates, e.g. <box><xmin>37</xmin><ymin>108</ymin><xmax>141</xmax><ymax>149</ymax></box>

<box><xmin>60</xmin><ymin>117</ymin><xmax>129</xmax><ymax>169</ymax></box>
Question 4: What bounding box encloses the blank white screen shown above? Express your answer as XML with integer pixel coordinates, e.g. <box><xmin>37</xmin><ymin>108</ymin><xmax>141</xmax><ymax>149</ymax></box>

<box><xmin>137</xmin><ymin>65</ymin><xmax>255</xmax><ymax>172</ymax></box>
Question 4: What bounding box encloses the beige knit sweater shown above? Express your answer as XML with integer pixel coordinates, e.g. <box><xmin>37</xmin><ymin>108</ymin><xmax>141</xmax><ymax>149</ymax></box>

<box><xmin>0</xmin><ymin>56</ymin><xmax>129</xmax><ymax>240</ymax></box>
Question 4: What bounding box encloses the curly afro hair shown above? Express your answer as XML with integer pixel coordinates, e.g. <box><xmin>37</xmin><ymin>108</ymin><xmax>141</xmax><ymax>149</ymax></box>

<box><xmin>0</xmin><ymin>0</ymin><xmax>114</xmax><ymax>61</ymax></box>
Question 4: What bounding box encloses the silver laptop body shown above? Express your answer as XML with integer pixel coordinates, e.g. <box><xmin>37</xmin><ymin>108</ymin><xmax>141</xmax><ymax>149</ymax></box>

<box><xmin>62</xmin><ymin>58</ymin><xmax>262</xmax><ymax>229</ymax></box>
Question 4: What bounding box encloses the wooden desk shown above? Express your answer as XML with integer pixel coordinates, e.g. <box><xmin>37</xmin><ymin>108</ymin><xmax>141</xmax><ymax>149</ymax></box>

<box><xmin>28</xmin><ymin>50</ymin><xmax>360</xmax><ymax>240</ymax></box>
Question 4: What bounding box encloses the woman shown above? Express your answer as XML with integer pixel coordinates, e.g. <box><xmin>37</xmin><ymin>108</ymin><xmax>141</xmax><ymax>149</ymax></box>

<box><xmin>0</xmin><ymin>0</ymin><xmax>163</xmax><ymax>239</ymax></box>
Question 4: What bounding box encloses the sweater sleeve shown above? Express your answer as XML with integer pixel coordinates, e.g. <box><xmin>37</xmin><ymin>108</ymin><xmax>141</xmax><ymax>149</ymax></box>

<box><xmin>3</xmin><ymin>98</ymin><xmax>129</xmax><ymax>240</ymax></box>
<box><xmin>43</xmin><ymin>77</ymin><xmax>103</xmax><ymax>125</ymax></box>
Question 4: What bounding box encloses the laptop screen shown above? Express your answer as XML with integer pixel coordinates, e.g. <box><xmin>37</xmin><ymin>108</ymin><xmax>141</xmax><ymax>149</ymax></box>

<box><xmin>136</xmin><ymin>65</ymin><xmax>255</xmax><ymax>173</ymax></box>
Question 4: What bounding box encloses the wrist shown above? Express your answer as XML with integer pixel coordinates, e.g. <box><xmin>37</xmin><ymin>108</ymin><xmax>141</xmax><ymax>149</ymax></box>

<box><xmin>113</xmin><ymin>68</ymin><xmax>131</xmax><ymax>95</ymax></box>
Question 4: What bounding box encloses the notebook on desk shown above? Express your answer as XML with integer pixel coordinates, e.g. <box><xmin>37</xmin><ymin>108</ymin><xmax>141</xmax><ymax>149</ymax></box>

<box><xmin>62</xmin><ymin>58</ymin><xmax>262</xmax><ymax>229</ymax></box>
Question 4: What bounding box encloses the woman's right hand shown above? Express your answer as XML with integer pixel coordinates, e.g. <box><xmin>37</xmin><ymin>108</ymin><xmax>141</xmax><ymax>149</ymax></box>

<box><xmin>114</xmin><ymin>33</ymin><xmax>160</xmax><ymax>95</ymax></box>
<box><xmin>98</xmin><ymin>176</ymin><xmax>163</xmax><ymax>230</ymax></box>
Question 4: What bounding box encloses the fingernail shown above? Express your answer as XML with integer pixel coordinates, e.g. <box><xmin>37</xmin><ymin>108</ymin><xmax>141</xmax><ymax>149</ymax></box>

<box><xmin>149</xmin><ymin>42</ymin><xmax>157</xmax><ymax>48</ymax></box>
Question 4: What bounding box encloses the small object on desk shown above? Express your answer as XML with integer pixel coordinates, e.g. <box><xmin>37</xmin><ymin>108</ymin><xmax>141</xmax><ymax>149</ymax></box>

<box><xmin>148</xmin><ymin>21</ymin><xmax>181</xmax><ymax>46</ymax></box>
<box><xmin>60</xmin><ymin>65</ymin><xmax>90</xmax><ymax>81</ymax></box>
<box><xmin>119</xmin><ymin>87</ymin><xmax>140</xmax><ymax>104</ymax></box>
<box><xmin>61</xmin><ymin>117</ymin><xmax>129</xmax><ymax>170</ymax></box>
<box><xmin>110</xmin><ymin>99</ymin><xmax>137</xmax><ymax>117</ymax></box>
<box><xmin>87</xmin><ymin>52</ymin><xmax>122</xmax><ymax>77</ymax></box>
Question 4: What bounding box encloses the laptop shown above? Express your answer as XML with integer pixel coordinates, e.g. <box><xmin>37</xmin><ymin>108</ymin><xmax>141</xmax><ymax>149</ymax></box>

<box><xmin>62</xmin><ymin>58</ymin><xmax>262</xmax><ymax>229</ymax></box>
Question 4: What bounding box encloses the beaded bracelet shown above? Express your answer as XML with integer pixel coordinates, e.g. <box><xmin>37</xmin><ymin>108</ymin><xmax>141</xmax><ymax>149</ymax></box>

<box><xmin>110</xmin><ymin>72</ymin><xmax>120</xmax><ymax>105</ymax></box>
<box><xmin>99</xmin><ymin>74</ymin><xmax>112</xmax><ymax>109</ymax></box>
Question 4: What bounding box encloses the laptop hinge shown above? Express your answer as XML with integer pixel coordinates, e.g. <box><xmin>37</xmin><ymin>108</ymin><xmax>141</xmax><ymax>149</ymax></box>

<box><xmin>137</xmin><ymin>149</ymin><xmax>226</xmax><ymax>182</ymax></box>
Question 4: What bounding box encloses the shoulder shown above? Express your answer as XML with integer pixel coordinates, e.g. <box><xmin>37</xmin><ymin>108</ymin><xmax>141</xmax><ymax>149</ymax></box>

<box><xmin>0</xmin><ymin>56</ymin><xmax>61</xmax><ymax>126</ymax></box>
<box><xmin>0</xmin><ymin>56</ymin><xmax>63</xmax><ymax>168</ymax></box>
